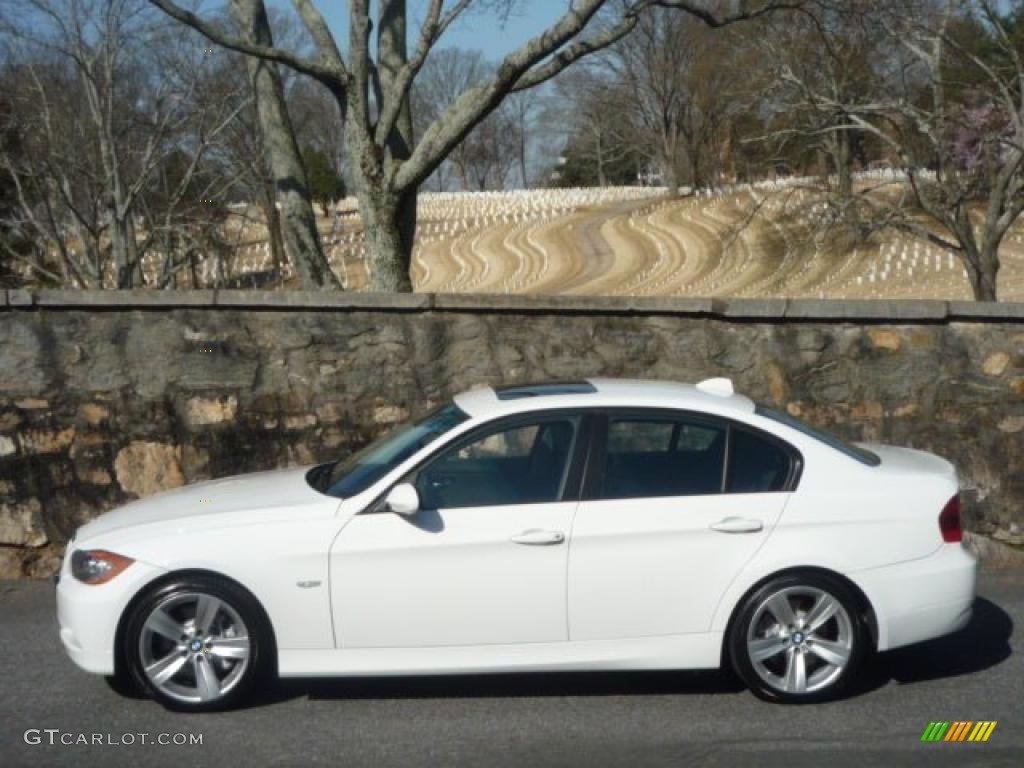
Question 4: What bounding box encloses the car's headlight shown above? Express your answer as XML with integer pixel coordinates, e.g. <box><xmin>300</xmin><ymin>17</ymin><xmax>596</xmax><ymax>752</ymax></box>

<box><xmin>70</xmin><ymin>549</ymin><xmax>135</xmax><ymax>585</ymax></box>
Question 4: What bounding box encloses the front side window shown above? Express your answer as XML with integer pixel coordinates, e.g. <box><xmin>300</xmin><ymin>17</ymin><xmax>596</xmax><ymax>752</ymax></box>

<box><xmin>601</xmin><ymin>417</ymin><xmax>726</xmax><ymax>499</ymax></box>
<box><xmin>315</xmin><ymin>403</ymin><xmax>469</xmax><ymax>498</ymax></box>
<box><xmin>416</xmin><ymin>416</ymin><xmax>580</xmax><ymax>509</ymax></box>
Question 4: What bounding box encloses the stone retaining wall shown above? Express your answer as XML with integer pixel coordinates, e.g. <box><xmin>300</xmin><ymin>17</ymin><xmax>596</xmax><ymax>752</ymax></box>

<box><xmin>1</xmin><ymin>290</ymin><xmax>1022</xmax><ymax>577</ymax></box>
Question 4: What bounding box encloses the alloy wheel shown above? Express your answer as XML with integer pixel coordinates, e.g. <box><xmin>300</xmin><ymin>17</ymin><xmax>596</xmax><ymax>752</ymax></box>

<box><xmin>138</xmin><ymin>591</ymin><xmax>251</xmax><ymax>705</ymax></box>
<box><xmin>745</xmin><ymin>585</ymin><xmax>854</xmax><ymax>695</ymax></box>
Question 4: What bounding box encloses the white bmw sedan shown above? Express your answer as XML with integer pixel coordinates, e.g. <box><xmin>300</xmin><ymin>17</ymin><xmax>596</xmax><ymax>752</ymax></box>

<box><xmin>56</xmin><ymin>378</ymin><xmax>977</xmax><ymax>710</ymax></box>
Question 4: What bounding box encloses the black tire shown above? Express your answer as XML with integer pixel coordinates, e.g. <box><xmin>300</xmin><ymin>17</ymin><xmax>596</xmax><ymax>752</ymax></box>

<box><xmin>122</xmin><ymin>574</ymin><xmax>273</xmax><ymax>712</ymax></box>
<box><xmin>104</xmin><ymin>669</ymin><xmax>144</xmax><ymax>699</ymax></box>
<box><xmin>728</xmin><ymin>572</ymin><xmax>868</xmax><ymax>704</ymax></box>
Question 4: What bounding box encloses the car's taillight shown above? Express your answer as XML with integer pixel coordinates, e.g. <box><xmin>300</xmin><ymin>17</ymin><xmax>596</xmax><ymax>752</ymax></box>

<box><xmin>939</xmin><ymin>494</ymin><xmax>962</xmax><ymax>543</ymax></box>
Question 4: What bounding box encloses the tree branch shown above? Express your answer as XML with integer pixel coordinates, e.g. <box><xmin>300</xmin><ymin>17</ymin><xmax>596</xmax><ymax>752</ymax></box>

<box><xmin>290</xmin><ymin>0</ymin><xmax>348</xmax><ymax>74</ymax></box>
<box><xmin>147</xmin><ymin>0</ymin><xmax>346</xmax><ymax>88</ymax></box>
<box><xmin>397</xmin><ymin>0</ymin><xmax>614</xmax><ymax>189</ymax></box>
<box><xmin>511</xmin><ymin>13</ymin><xmax>641</xmax><ymax>92</ymax></box>
<box><xmin>654</xmin><ymin>0</ymin><xmax>809</xmax><ymax>27</ymax></box>
<box><xmin>347</xmin><ymin>0</ymin><xmax>373</xmax><ymax>142</ymax></box>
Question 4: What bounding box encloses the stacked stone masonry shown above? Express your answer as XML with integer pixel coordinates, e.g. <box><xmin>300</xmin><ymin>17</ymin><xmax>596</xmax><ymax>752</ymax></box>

<box><xmin>1</xmin><ymin>290</ymin><xmax>1022</xmax><ymax>577</ymax></box>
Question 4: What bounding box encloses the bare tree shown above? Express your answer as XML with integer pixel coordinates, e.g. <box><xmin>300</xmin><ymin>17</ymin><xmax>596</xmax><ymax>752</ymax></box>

<box><xmin>776</xmin><ymin>0</ymin><xmax>1024</xmax><ymax>299</ymax></box>
<box><xmin>550</xmin><ymin>67</ymin><xmax>636</xmax><ymax>187</ymax></box>
<box><xmin>602</xmin><ymin>5</ymin><xmax>749</xmax><ymax>195</ymax></box>
<box><xmin>148</xmin><ymin>0</ymin><xmax>804</xmax><ymax>291</ymax></box>
<box><xmin>212</xmin><ymin>11</ymin><xmax>322</xmax><ymax>287</ymax></box>
<box><xmin>453</xmin><ymin>109</ymin><xmax>520</xmax><ymax>190</ymax></box>
<box><xmin>291</xmin><ymin>77</ymin><xmax>347</xmax><ymax>192</ymax></box>
<box><xmin>0</xmin><ymin>0</ymin><xmax>247</xmax><ymax>287</ymax></box>
<box><xmin>757</xmin><ymin>1</ymin><xmax>889</xmax><ymax>196</ymax></box>
<box><xmin>505</xmin><ymin>90</ymin><xmax>540</xmax><ymax>187</ymax></box>
<box><xmin>412</xmin><ymin>49</ymin><xmax>529</xmax><ymax>192</ymax></box>
<box><xmin>134</xmin><ymin>50</ymin><xmax>252</xmax><ymax>289</ymax></box>
<box><xmin>412</xmin><ymin>47</ymin><xmax>488</xmax><ymax>191</ymax></box>
<box><xmin>216</xmin><ymin>67</ymin><xmax>290</xmax><ymax>284</ymax></box>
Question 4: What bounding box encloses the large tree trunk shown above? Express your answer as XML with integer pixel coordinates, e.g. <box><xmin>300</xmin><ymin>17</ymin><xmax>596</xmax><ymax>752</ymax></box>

<box><xmin>688</xmin><ymin>146</ymin><xmax>705</xmax><ymax>191</ymax></box>
<box><xmin>357</xmin><ymin>184</ymin><xmax>416</xmax><ymax>292</ymax></box>
<box><xmin>660</xmin><ymin>138</ymin><xmax>682</xmax><ymax>196</ymax></box>
<box><xmin>109</xmin><ymin>206</ymin><xmax>143</xmax><ymax>287</ymax></box>
<box><xmin>967</xmin><ymin>243</ymin><xmax>1000</xmax><ymax>301</ymax></box>
<box><xmin>268</xmin><ymin>204</ymin><xmax>286</xmax><ymax>282</ymax></box>
<box><xmin>351</xmin><ymin>0</ymin><xmax>418</xmax><ymax>293</ymax></box>
<box><xmin>833</xmin><ymin>128</ymin><xmax>853</xmax><ymax>198</ymax></box>
<box><xmin>257</xmin><ymin>186</ymin><xmax>286</xmax><ymax>285</ymax></box>
<box><xmin>109</xmin><ymin>210</ymin><xmax>131</xmax><ymax>287</ymax></box>
<box><xmin>662</xmin><ymin>158</ymin><xmax>681</xmax><ymax>197</ymax></box>
<box><xmin>230</xmin><ymin>0</ymin><xmax>338</xmax><ymax>289</ymax></box>
<box><xmin>125</xmin><ymin>214</ymin><xmax>143</xmax><ymax>286</ymax></box>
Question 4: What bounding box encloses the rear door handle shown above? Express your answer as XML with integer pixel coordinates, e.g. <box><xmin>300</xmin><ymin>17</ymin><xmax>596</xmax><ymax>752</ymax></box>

<box><xmin>510</xmin><ymin>529</ymin><xmax>565</xmax><ymax>546</ymax></box>
<box><xmin>709</xmin><ymin>517</ymin><xmax>764</xmax><ymax>534</ymax></box>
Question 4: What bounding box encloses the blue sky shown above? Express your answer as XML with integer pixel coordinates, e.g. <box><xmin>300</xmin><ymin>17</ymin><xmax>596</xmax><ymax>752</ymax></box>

<box><xmin>316</xmin><ymin>0</ymin><xmax>568</xmax><ymax>60</ymax></box>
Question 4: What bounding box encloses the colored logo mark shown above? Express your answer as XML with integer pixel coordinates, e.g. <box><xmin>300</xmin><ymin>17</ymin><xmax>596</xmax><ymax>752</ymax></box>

<box><xmin>921</xmin><ymin>721</ymin><xmax>997</xmax><ymax>742</ymax></box>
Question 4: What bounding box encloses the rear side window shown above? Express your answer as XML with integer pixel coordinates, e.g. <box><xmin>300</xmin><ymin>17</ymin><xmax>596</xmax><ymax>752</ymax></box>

<box><xmin>600</xmin><ymin>417</ymin><xmax>726</xmax><ymax>499</ymax></box>
<box><xmin>726</xmin><ymin>429</ymin><xmax>791</xmax><ymax>493</ymax></box>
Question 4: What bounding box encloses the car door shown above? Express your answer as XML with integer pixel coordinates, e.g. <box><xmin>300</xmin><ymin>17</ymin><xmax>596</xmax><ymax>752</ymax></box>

<box><xmin>567</xmin><ymin>410</ymin><xmax>796</xmax><ymax>641</ymax></box>
<box><xmin>331</xmin><ymin>411</ymin><xmax>589</xmax><ymax>648</ymax></box>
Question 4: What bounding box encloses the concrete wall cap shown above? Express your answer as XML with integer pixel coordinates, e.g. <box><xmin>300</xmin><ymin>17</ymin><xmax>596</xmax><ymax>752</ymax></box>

<box><xmin>1</xmin><ymin>291</ymin><xmax>1022</xmax><ymax>322</ymax></box>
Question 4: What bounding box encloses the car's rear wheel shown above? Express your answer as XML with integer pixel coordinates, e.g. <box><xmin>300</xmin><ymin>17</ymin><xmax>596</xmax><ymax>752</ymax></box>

<box><xmin>728</xmin><ymin>572</ymin><xmax>867</xmax><ymax>703</ymax></box>
<box><xmin>123</xmin><ymin>575</ymin><xmax>271</xmax><ymax>711</ymax></box>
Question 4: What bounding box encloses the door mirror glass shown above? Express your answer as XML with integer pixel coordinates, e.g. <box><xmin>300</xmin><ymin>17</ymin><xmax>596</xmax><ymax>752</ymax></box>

<box><xmin>385</xmin><ymin>483</ymin><xmax>420</xmax><ymax>516</ymax></box>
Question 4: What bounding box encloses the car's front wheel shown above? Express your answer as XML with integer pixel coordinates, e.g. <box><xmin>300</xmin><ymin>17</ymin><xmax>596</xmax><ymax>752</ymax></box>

<box><xmin>123</xmin><ymin>574</ymin><xmax>272</xmax><ymax>711</ymax></box>
<box><xmin>728</xmin><ymin>572</ymin><xmax>868</xmax><ymax>703</ymax></box>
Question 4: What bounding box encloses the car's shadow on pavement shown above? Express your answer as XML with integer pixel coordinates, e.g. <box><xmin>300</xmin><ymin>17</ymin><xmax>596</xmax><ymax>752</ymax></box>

<box><xmin>860</xmin><ymin>596</ymin><xmax>1013</xmax><ymax>691</ymax></box>
<box><xmin>249</xmin><ymin>596</ymin><xmax>1013</xmax><ymax>708</ymax></box>
<box><xmin>269</xmin><ymin>668</ymin><xmax>745</xmax><ymax>705</ymax></box>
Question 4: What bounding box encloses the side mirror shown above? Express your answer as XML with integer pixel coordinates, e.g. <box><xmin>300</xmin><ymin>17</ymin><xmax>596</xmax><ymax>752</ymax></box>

<box><xmin>385</xmin><ymin>483</ymin><xmax>420</xmax><ymax>516</ymax></box>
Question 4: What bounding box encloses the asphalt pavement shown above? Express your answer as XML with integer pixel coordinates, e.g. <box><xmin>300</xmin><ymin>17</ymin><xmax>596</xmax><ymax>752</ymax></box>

<box><xmin>0</xmin><ymin>570</ymin><xmax>1021</xmax><ymax>768</ymax></box>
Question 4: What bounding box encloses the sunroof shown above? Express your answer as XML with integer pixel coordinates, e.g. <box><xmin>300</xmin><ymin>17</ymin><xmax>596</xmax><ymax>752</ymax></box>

<box><xmin>494</xmin><ymin>381</ymin><xmax>597</xmax><ymax>400</ymax></box>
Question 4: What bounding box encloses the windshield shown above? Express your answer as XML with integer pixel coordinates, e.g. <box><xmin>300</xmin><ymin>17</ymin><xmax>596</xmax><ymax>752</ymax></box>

<box><xmin>755</xmin><ymin>405</ymin><xmax>880</xmax><ymax>467</ymax></box>
<box><xmin>313</xmin><ymin>403</ymin><xmax>469</xmax><ymax>498</ymax></box>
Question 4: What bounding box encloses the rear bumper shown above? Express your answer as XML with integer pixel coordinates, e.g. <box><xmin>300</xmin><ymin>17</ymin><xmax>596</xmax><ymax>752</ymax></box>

<box><xmin>849</xmin><ymin>543</ymin><xmax>977</xmax><ymax>651</ymax></box>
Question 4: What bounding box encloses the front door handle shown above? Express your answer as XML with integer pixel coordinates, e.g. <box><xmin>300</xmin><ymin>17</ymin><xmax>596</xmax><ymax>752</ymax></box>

<box><xmin>510</xmin><ymin>529</ymin><xmax>565</xmax><ymax>546</ymax></box>
<box><xmin>709</xmin><ymin>517</ymin><xmax>764</xmax><ymax>534</ymax></box>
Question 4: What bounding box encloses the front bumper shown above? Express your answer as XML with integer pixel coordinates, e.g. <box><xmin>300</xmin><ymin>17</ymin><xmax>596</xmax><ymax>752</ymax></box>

<box><xmin>56</xmin><ymin>557</ymin><xmax>165</xmax><ymax>676</ymax></box>
<box><xmin>849</xmin><ymin>542</ymin><xmax>978</xmax><ymax>651</ymax></box>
